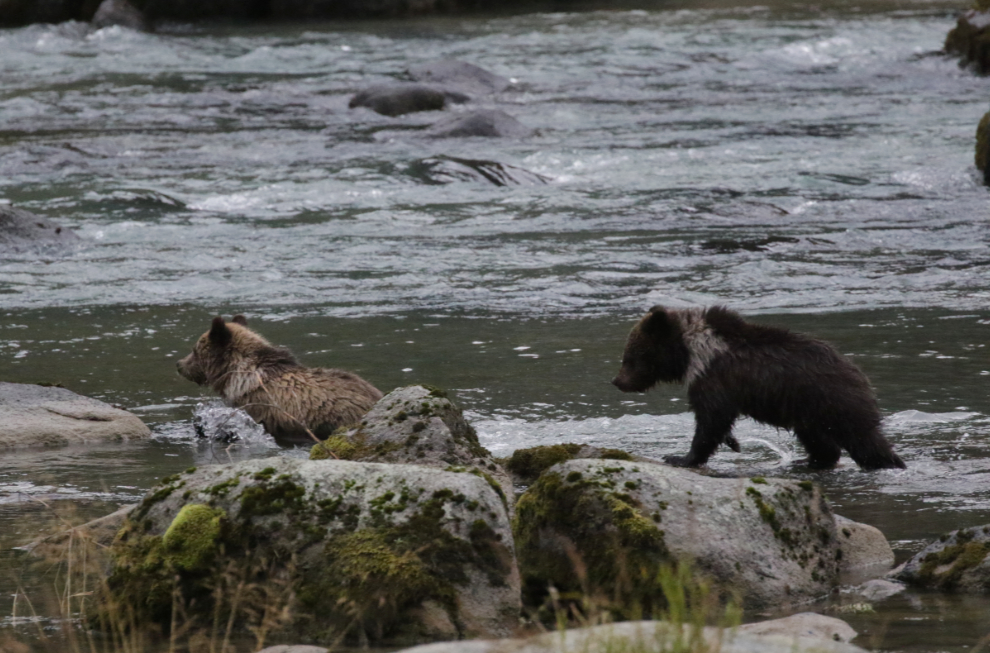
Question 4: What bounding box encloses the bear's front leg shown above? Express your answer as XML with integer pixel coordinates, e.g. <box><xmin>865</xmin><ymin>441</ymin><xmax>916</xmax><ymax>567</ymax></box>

<box><xmin>665</xmin><ymin>405</ymin><xmax>738</xmax><ymax>468</ymax></box>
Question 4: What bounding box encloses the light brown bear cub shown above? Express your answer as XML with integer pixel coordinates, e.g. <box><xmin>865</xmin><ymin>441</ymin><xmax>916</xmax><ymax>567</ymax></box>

<box><xmin>177</xmin><ymin>315</ymin><xmax>383</xmax><ymax>444</ymax></box>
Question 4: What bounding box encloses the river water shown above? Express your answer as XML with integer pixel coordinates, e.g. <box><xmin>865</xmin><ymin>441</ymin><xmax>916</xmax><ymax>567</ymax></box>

<box><xmin>1</xmin><ymin>1</ymin><xmax>989</xmax><ymax>650</ymax></box>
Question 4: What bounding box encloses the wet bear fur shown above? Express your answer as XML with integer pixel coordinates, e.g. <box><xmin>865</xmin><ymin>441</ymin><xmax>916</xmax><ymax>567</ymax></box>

<box><xmin>177</xmin><ymin>316</ymin><xmax>383</xmax><ymax>444</ymax></box>
<box><xmin>612</xmin><ymin>306</ymin><xmax>906</xmax><ymax>471</ymax></box>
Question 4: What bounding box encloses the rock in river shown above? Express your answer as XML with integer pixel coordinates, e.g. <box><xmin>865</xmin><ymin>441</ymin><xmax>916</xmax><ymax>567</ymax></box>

<box><xmin>407</xmin><ymin>60</ymin><xmax>511</xmax><ymax>96</ymax></box>
<box><xmin>426</xmin><ymin>109</ymin><xmax>533</xmax><ymax>138</ymax></box>
<box><xmin>894</xmin><ymin>524</ymin><xmax>990</xmax><ymax>592</ymax></box>
<box><xmin>389</xmin><ymin>618</ymin><xmax>868</xmax><ymax>653</ymax></box>
<box><xmin>0</xmin><ymin>205</ymin><xmax>80</xmax><ymax>254</ymax></box>
<box><xmin>310</xmin><ymin>385</ymin><xmax>512</xmax><ymax>512</ymax></box>
<box><xmin>514</xmin><ymin>459</ymin><xmax>840</xmax><ymax>612</ymax></box>
<box><xmin>0</xmin><ymin>382</ymin><xmax>150</xmax><ymax>448</ymax></box>
<box><xmin>104</xmin><ymin>457</ymin><xmax>520</xmax><ymax>645</ymax></box>
<box><xmin>945</xmin><ymin>9</ymin><xmax>990</xmax><ymax>75</ymax></box>
<box><xmin>91</xmin><ymin>0</ymin><xmax>149</xmax><ymax>30</ymax></box>
<box><xmin>349</xmin><ymin>83</ymin><xmax>467</xmax><ymax>117</ymax></box>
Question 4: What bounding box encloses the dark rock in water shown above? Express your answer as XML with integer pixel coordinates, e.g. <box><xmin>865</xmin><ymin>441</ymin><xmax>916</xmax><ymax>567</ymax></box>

<box><xmin>894</xmin><ymin>524</ymin><xmax>990</xmax><ymax>592</ymax></box>
<box><xmin>91</xmin><ymin>0</ymin><xmax>149</xmax><ymax>30</ymax></box>
<box><xmin>977</xmin><ymin>111</ymin><xmax>990</xmax><ymax>185</ymax></box>
<box><xmin>426</xmin><ymin>109</ymin><xmax>533</xmax><ymax>139</ymax></box>
<box><xmin>407</xmin><ymin>59</ymin><xmax>511</xmax><ymax>96</ymax></box>
<box><xmin>945</xmin><ymin>9</ymin><xmax>990</xmax><ymax>75</ymax></box>
<box><xmin>271</xmin><ymin>0</ymin><xmax>441</xmax><ymax>19</ymax></box>
<box><xmin>701</xmin><ymin>235</ymin><xmax>800</xmax><ymax>253</ymax></box>
<box><xmin>408</xmin><ymin>156</ymin><xmax>550</xmax><ymax>187</ymax></box>
<box><xmin>0</xmin><ymin>205</ymin><xmax>81</xmax><ymax>254</ymax></box>
<box><xmin>349</xmin><ymin>83</ymin><xmax>467</xmax><ymax>117</ymax></box>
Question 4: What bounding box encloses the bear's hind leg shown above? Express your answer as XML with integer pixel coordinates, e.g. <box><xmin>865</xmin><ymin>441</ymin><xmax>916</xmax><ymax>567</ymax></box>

<box><xmin>843</xmin><ymin>428</ymin><xmax>907</xmax><ymax>470</ymax></box>
<box><xmin>795</xmin><ymin>428</ymin><xmax>842</xmax><ymax>470</ymax></box>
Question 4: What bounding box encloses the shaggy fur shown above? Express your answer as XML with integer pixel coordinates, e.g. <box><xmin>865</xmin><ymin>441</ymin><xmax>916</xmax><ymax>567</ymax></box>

<box><xmin>177</xmin><ymin>316</ymin><xmax>383</xmax><ymax>444</ymax></box>
<box><xmin>612</xmin><ymin>306</ymin><xmax>906</xmax><ymax>471</ymax></box>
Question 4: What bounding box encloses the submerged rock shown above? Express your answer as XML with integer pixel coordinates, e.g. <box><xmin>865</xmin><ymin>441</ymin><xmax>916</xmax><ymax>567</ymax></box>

<box><xmin>0</xmin><ymin>382</ymin><xmax>150</xmax><ymax>449</ymax></box>
<box><xmin>944</xmin><ymin>9</ymin><xmax>990</xmax><ymax>75</ymax></box>
<box><xmin>894</xmin><ymin>524</ymin><xmax>990</xmax><ymax>592</ymax></box>
<box><xmin>0</xmin><ymin>205</ymin><xmax>80</xmax><ymax>254</ymax></box>
<box><xmin>104</xmin><ymin>457</ymin><xmax>520</xmax><ymax>645</ymax></box>
<box><xmin>426</xmin><ymin>110</ymin><xmax>533</xmax><ymax>138</ymax></box>
<box><xmin>91</xmin><ymin>0</ymin><xmax>148</xmax><ymax>30</ymax></box>
<box><xmin>349</xmin><ymin>84</ymin><xmax>467</xmax><ymax>117</ymax></box>
<box><xmin>514</xmin><ymin>459</ymin><xmax>840</xmax><ymax>612</ymax></box>
<box><xmin>407</xmin><ymin>60</ymin><xmax>511</xmax><ymax>96</ymax></box>
<box><xmin>408</xmin><ymin>156</ymin><xmax>550</xmax><ymax>187</ymax></box>
<box><xmin>389</xmin><ymin>619</ymin><xmax>868</xmax><ymax>653</ymax></box>
<box><xmin>27</xmin><ymin>503</ymin><xmax>136</xmax><ymax>561</ymax></box>
<box><xmin>310</xmin><ymin>386</ymin><xmax>512</xmax><ymax>512</ymax></box>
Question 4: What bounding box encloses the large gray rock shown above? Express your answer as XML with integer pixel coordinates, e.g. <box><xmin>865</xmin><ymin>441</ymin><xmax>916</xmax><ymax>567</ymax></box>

<box><xmin>91</xmin><ymin>0</ymin><xmax>148</xmax><ymax>30</ymax></box>
<box><xmin>426</xmin><ymin>110</ymin><xmax>532</xmax><ymax>139</ymax></box>
<box><xmin>0</xmin><ymin>382</ymin><xmax>150</xmax><ymax>448</ymax></box>
<box><xmin>0</xmin><ymin>205</ymin><xmax>80</xmax><ymax>254</ymax></box>
<box><xmin>310</xmin><ymin>385</ymin><xmax>512</xmax><ymax>513</ymax></box>
<box><xmin>738</xmin><ymin>612</ymin><xmax>857</xmax><ymax>643</ymax></box>
<box><xmin>391</xmin><ymin>619</ymin><xmax>868</xmax><ymax>653</ymax></box>
<box><xmin>349</xmin><ymin>83</ymin><xmax>467</xmax><ymax>117</ymax></box>
<box><xmin>407</xmin><ymin>60</ymin><xmax>511</xmax><ymax>96</ymax></box>
<box><xmin>894</xmin><ymin>524</ymin><xmax>990</xmax><ymax>592</ymax></box>
<box><xmin>105</xmin><ymin>457</ymin><xmax>520</xmax><ymax>646</ymax></box>
<box><xmin>514</xmin><ymin>459</ymin><xmax>839</xmax><ymax>613</ymax></box>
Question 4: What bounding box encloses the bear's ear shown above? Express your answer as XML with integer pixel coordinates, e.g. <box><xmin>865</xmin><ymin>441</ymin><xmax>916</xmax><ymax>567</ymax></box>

<box><xmin>231</xmin><ymin>315</ymin><xmax>248</xmax><ymax>326</ymax></box>
<box><xmin>642</xmin><ymin>306</ymin><xmax>675</xmax><ymax>337</ymax></box>
<box><xmin>209</xmin><ymin>316</ymin><xmax>232</xmax><ymax>346</ymax></box>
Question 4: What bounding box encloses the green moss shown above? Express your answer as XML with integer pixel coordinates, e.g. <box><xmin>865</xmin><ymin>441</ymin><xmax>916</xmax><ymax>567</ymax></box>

<box><xmin>162</xmin><ymin>504</ymin><xmax>225</xmax><ymax>572</ymax></box>
<box><xmin>253</xmin><ymin>466</ymin><xmax>277</xmax><ymax>481</ymax></box>
<box><xmin>798</xmin><ymin>480</ymin><xmax>815</xmax><ymax>492</ymax></box>
<box><xmin>505</xmin><ymin>444</ymin><xmax>582</xmax><ymax>482</ymax></box>
<box><xmin>600</xmin><ymin>449</ymin><xmax>634</xmax><ymax>461</ymax></box>
<box><xmin>746</xmin><ymin>487</ymin><xmax>781</xmax><ymax>534</ymax></box>
<box><xmin>301</xmin><ymin>490</ymin><xmax>512</xmax><ymax>643</ymax></box>
<box><xmin>750</xmin><ymin>477</ymin><xmax>767</xmax><ymax>485</ymax></box>
<box><xmin>310</xmin><ymin>434</ymin><xmax>361</xmax><ymax>460</ymax></box>
<box><xmin>240</xmin><ymin>476</ymin><xmax>306</xmax><ymax>517</ymax></box>
<box><xmin>421</xmin><ymin>384</ymin><xmax>449</xmax><ymax>398</ymax></box>
<box><xmin>205</xmin><ymin>476</ymin><xmax>240</xmax><ymax>498</ymax></box>
<box><xmin>513</xmin><ymin>470</ymin><xmax>669</xmax><ymax>618</ymax></box>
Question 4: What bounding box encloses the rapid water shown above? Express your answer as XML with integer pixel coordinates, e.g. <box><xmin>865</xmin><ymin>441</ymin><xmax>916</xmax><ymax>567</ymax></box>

<box><xmin>1</xmin><ymin>1</ymin><xmax>989</xmax><ymax>650</ymax></box>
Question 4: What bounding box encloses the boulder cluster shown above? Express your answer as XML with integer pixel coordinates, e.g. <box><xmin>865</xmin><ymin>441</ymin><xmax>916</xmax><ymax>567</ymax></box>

<box><xmin>21</xmin><ymin>382</ymin><xmax>982</xmax><ymax>653</ymax></box>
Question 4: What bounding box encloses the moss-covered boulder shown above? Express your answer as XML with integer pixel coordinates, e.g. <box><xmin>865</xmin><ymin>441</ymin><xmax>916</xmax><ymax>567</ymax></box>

<box><xmin>310</xmin><ymin>385</ymin><xmax>512</xmax><ymax>512</ymax></box>
<box><xmin>945</xmin><ymin>10</ymin><xmax>990</xmax><ymax>74</ymax></box>
<box><xmin>103</xmin><ymin>457</ymin><xmax>520</xmax><ymax>646</ymax></box>
<box><xmin>894</xmin><ymin>525</ymin><xmax>990</xmax><ymax>592</ymax></box>
<box><xmin>514</xmin><ymin>459</ymin><xmax>839</xmax><ymax>614</ymax></box>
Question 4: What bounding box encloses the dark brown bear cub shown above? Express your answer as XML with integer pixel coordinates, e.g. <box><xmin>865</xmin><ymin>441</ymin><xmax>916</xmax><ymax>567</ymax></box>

<box><xmin>177</xmin><ymin>316</ymin><xmax>383</xmax><ymax>444</ymax></box>
<box><xmin>612</xmin><ymin>305</ymin><xmax>906</xmax><ymax>471</ymax></box>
